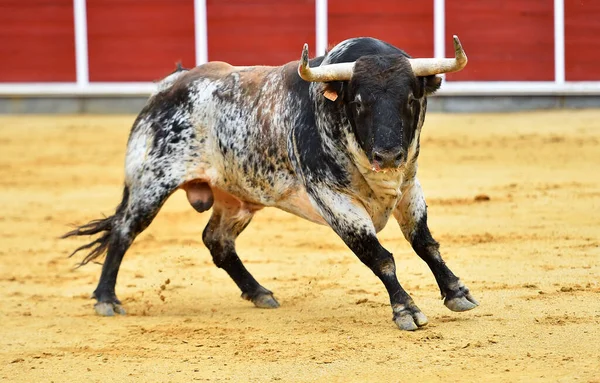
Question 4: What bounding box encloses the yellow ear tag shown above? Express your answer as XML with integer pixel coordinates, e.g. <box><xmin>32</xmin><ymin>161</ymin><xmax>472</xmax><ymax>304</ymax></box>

<box><xmin>323</xmin><ymin>89</ymin><xmax>338</xmax><ymax>101</ymax></box>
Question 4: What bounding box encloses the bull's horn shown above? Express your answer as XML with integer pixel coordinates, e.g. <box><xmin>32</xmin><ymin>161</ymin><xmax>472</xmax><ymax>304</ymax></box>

<box><xmin>297</xmin><ymin>43</ymin><xmax>354</xmax><ymax>82</ymax></box>
<box><xmin>408</xmin><ymin>35</ymin><xmax>468</xmax><ymax>76</ymax></box>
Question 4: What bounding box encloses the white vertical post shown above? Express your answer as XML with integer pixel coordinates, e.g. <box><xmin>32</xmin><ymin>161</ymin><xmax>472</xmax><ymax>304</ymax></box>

<box><xmin>433</xmin><ymin>0</ymin><xmax>446</xmax><ymax>81</ymax></box>
<box><xmin>433</xmin><ymin>0</ymin><xmax>445</xmax><ymax>59</ymax></box>
<box><xmin>194</xmin><ymin>0</ymin><xmax>208</xmax><ymax>65</ymax></box>
<box><xmin>316</xmin><ymin>0</ymin><xmax>328</xmax><ymax>56</ymax></box>
<box><xmin>73</xmin><ymin>0</ymin><xmax>89</xmax><ymax>86</ymax></box>
<box><xmin>554</xmin><ymin>0</ymin><xmax>565</xmax><ymax>83</ymax></box>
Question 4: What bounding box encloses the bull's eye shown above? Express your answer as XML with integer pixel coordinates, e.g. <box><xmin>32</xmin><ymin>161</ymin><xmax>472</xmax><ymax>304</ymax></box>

<box><xmin>353</xmin><ymin>101</ymin><xmax>362</xmax><ymax>113</ymax></box>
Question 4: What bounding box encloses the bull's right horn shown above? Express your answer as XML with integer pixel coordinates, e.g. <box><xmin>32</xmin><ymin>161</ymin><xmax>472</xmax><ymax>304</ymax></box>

<box><xmin>297</xmin><ymin>43</ymin><xmax>354</xmax><ymax>82</ymax></box>
<box><xmin>408</xmin><ymin>35</ymin><xmax>468</xmax><ymax>76</ymax></box>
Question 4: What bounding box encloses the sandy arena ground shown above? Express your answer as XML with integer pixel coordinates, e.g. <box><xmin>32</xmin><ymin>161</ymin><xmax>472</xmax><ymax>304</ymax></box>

<box><xmin>0</xmin><ymin>111</ymin><xmax>599</xmax><ymax>382</ymax></box>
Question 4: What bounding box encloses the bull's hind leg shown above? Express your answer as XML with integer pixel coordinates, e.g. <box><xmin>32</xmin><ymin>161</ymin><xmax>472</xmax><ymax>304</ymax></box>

<box><xmin>65</xmin><ymin>104</ymin><xmax>200</xmax><ymax>315</ymax></box>
<box><xmin>394</xmin><ymin>178</ymin><xmax>478</xmax><ymax>312</ymax></box>
<box><xmin>93</xmin><ymin>181</ymin><xmax>178</xmax><ymax>316</ymax></box>
<box><xmin>201</xmin><ymin>202</ymin><xmax>279</xmax><ymax>308</ymax></box>
<box><xmin>64</xmin><ymin>176</ymin><xmax>180</xmax><ymax>316</ymax></box>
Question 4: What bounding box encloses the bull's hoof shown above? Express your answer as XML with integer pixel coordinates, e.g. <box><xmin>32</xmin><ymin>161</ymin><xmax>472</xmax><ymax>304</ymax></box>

<box><xmin>444</xmin><ymin>295</ymin><xmax>478</xmax><ymax>312</ymax></box>
<box><xmin>444</xmin><ymin>283</ymin><xmax>479</xmax><ymax>312</ymax></box>
<box><xmin>242</xmin><ymin>288</ymin><xmax>280</xmax><ymax>309</ymax></box>
<box><xmin>393</xmin><ymin>307</ymin><xmax>428</xmax><ymax>331</ymax></box>
<box><xmin>252</xmin><ymin>293</ymin><xmax>280</xmax><ymax>309</ymax></box>
<box><xmin>94</xmin><ymin>302</ymin><xmax>126</xmax><ymax>316</ymax></box>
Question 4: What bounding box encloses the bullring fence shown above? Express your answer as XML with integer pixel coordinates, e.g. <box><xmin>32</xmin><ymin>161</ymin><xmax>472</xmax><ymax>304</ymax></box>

<box><xmin>0</xmin><ymin>0</ymin><xmax>598</xmax><ymax>98</ymax></box>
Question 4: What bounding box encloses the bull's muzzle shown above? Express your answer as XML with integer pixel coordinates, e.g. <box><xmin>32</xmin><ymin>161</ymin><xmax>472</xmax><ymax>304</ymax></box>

<box><xmin>372</xmin><ymin>147</ymin><xmax>405</xmax><ymax>172</ymax></box>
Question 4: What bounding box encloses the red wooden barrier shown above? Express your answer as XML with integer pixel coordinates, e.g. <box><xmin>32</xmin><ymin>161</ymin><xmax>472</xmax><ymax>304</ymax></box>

<box><xmin>445</xmin><ymin>0</ymin><xmax>554</xmax><ymax>81</ymax></box>
<box><xmin>1</xmin><ymin>0</ymin><xmax>600</xmax><ymax>84</ymax></box>
<box><xmin>0</xmin><ymin>0</ymin><xmax>76</xmax><ymax>82</ymax></box>
<box><xmin>207</xmin><ymin>0</ymin><xmax>315</xmax><ymax>66</ymax></box>
<box><xmin>87</xmin><ymin>0</ymin><xmax>195</xmax><ymax>82</ymax></box>
<box><xmin>565</xmin><ymin>0</ymin><xmax>600</xmax><ymax>81</ymax></box>
<box><xmin>328</xmin><ymin>0</ymin><xmax>434</xmax><ymax>58</ymax></box>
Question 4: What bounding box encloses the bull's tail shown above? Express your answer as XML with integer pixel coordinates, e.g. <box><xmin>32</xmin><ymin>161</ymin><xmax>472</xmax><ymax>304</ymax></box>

<box><xmin>62</xmin><ymin>186</ymin><xmax>129</xmax><ymax>267</ymax></box>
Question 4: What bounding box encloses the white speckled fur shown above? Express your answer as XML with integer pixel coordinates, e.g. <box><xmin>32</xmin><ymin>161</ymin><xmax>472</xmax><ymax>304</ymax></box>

<box><xmin>121</xmin><ymin>45</ymin><xmax>429</xmax><ymax>252</ymax></box>
<box><xmin>124</xmin><ymin>44</ymin><xmax>432</xmax><ymax>241</ymax></box>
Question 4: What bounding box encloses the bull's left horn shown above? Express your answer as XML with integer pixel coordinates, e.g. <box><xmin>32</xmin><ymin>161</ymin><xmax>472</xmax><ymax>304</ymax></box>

<box><xmin>408</xmin><ymin>35</ymin><xmax>468</xmax><ymax>76</ymax></box>
<box><xmin>297</xmin><ymin>43</ymin><xmax>354</xmax><ymax>82</ymax></box>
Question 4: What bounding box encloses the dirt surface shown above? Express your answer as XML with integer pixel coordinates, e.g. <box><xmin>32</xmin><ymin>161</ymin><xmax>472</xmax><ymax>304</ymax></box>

<box><xmin>1</xmin><ymin>111</ymin><xmax>599</xmax><ymax>382</ymax></box>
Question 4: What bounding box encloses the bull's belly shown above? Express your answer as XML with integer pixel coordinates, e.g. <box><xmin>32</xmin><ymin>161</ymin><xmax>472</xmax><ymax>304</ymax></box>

<box><xmin>218</xmin><ymin>176</ymin><xmax>328</xmax><ymax>225</ymax></box>
<box><xmin>277</xmin><ymin>192</ymin><xmax>396</xmax><ymax>232</ymax></box>
<box><xmin>274</xmin><ymin>186</ymin><xmax>398</xmax><ymax>232</ymax></box>
<box><xmin>274</xmin><ymin>189</ymin><xmax>328</xmax><ymax>226</ymax></box>
<box><xmin>183</xmin><ymin>165</ymin><xmax>396</xmax><ymax>231</ymax></box>
<box><xmin>184</xmin><ymin>163</ymin><xmax>326</xmax><ymax>223</ymax></box>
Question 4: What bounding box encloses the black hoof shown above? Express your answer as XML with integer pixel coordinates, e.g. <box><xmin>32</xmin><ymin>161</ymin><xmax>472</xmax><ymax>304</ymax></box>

<box><xmin>443</xmin><ymin>282</ymin><xmax>479</xmax><ymax>312</ymax></box>
<box><xmin>94</xmin><ymin>301</ymin><xmax>126</xmax><ymax>316</ymax></box>
<box><xmin>242</xmin><ymin>287</ymin><xmax>280</xmax><ymax>309</ymax></box>
<box><xmin>92</xmin><ymin>290</ymin><xmax>125</xmax><ymax>316</ymax></box>
<box><xmin>251</xmin><ymin>293</ymin><xmax>280</xmax><ymax>309</ymax></box>
<box><xmin>393</xmin><ymin>306</ymin><xmax>428</xmax><ymax>331</ymax></box>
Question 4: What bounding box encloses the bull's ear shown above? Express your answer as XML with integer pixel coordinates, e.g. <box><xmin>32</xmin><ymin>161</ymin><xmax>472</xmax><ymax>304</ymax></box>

<box><xmin>424</xmin><ymin>75</ymin><xmax>442</xmax><ymax>95</ymax></box>
<box><xmin>322</xmin><ymin>82</ymin><xmax>342</xmax><ymax>102</ymax></box>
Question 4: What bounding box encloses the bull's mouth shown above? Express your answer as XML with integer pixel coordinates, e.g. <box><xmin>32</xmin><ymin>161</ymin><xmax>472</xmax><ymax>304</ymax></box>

<box><xmin>370</xmin><ymin>162</ymin><xmax>402</xmax><ymax>174</ymax></box>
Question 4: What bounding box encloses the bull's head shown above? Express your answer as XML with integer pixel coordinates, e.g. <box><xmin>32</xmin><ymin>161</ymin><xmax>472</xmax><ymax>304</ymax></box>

<box><xmin>298</xmin><ymin>36</ymin><xmax>468</xmax><ymax>172</ymax></box>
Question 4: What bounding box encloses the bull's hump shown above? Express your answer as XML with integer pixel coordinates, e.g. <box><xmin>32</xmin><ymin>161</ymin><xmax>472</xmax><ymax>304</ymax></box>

<box><xmin>183</xmin><ymin>62</ymin><xmax>237</xmax><ymax>81</ymax></box>
<box><xmin>183</xmin><ymin>62</ymin><xmax>278</xmax><ymax>82</ymax></box>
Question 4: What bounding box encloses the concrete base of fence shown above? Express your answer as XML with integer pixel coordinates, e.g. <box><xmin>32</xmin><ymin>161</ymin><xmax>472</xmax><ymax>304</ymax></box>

<box><xmin>1</xmin><ymin>95</ymin><xmax>600</xmax><ymax>114</ymax></box>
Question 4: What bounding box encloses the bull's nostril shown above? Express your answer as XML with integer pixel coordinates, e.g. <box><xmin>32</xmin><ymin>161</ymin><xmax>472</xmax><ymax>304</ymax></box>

<box><xmin>373</xmin><ymin>152</ymin><xmax>384</xmax><ymax>163</ymax></box>
<box><xmin>395</xmin><ymin>152</ymin><xmax>404</xmax><ymax>162</ymax></box>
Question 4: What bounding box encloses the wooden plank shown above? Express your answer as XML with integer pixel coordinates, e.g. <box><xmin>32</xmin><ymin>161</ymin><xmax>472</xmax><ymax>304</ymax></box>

<box><xmin>328</xmin><ymin>0</ymin><xmax>434</xmax><ymax>58</ymax></box>
<box><xmin>0</xmin><ymin>0</ymin><xmax>76</xmax><ymax>82</ymax></box>
<box><xmin>446</xmin><ymin>0</ymin><xmax>554</xmax><ymax>81</ymax></box>
<box><xmin>565</xmin><ymin>0</ymin><xmax>600</xmax><ymax>81</ymax></box>
<box><xmin>87</xmin><ymin>0</ymin><xmax>195</xmax><ymax>82</ymax></box>
<box><xmin>207</xmin><ymin>0</ymin><xmax>315</xmax><ymax>65</ymax></box>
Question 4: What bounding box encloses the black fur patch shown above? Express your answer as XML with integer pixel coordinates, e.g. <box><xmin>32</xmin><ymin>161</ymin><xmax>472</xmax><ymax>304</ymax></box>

<box><xmin>424</xmin><ymin>75</ymin><xmax>442</xmax><ymax>95</ymax></box>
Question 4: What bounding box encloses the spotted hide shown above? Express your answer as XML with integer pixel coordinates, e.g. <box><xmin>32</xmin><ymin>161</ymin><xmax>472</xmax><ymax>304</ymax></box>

<box><xmin>64</xmin><ymin>37</ymin><xmax>478</xmax><ymax>331</ymax></box>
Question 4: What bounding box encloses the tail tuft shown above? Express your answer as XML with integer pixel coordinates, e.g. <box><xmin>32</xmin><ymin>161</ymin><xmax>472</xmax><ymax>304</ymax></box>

<box><xmin>62</xmin><ymin>216</ymin><xmax>114</xmax><ymax>266</ymax></box>
<box><xmin>62</xmin><ymin>187</ymin><xmax>129</xmax><ymax>267</ymax></box>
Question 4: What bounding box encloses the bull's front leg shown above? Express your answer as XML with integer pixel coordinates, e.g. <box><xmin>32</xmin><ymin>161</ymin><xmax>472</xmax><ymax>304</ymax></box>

<box><xmin>309</xmin><ymin>187</ymin><xmax>428</xmax><ymax>331</ymax></box>
<box><xmin>394</xmin><ymin>177</ymin><xmax>478</xmax><ymax>312</ymax></box>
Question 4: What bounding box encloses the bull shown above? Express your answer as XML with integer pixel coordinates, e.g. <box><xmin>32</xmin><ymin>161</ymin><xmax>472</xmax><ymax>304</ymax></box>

<box><xmin>64</xmin><ymin>35</ymin><xmax>478</xmax><ymax>330</ymax></box>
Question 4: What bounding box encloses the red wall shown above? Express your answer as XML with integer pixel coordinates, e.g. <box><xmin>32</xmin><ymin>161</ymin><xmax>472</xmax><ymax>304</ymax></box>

<box><xmin>1</xmin><ymin>0</ymin><xmax>600</xmax><ymax>84</ymax></box>
<box><xmin>207</xmin><ymin>0</ymin><xmax>315</xmax><ymax>66</ymax></box>
<box><xmin>565</xmin><ymin>0</ymin><xmax>600</xmax><ymax>81</ymax></box>
<box><xmin>445</xmin><ymin>0</ymin><xmax>555</xmax><ymax>81</ymax></box>
<box><xmin>329</xmin><ymin>0</ymin><xmax>433</xmax><ymax>58</ymax></box>
<box><xmin>87</xmin><ymin>0</ymin><xmax>195</xmax><ymax>82</ymax></box>
<box><xmin>0</xmin><ymin>0</ymin><xmax>76</xmax><ymax>82</ymax></box>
